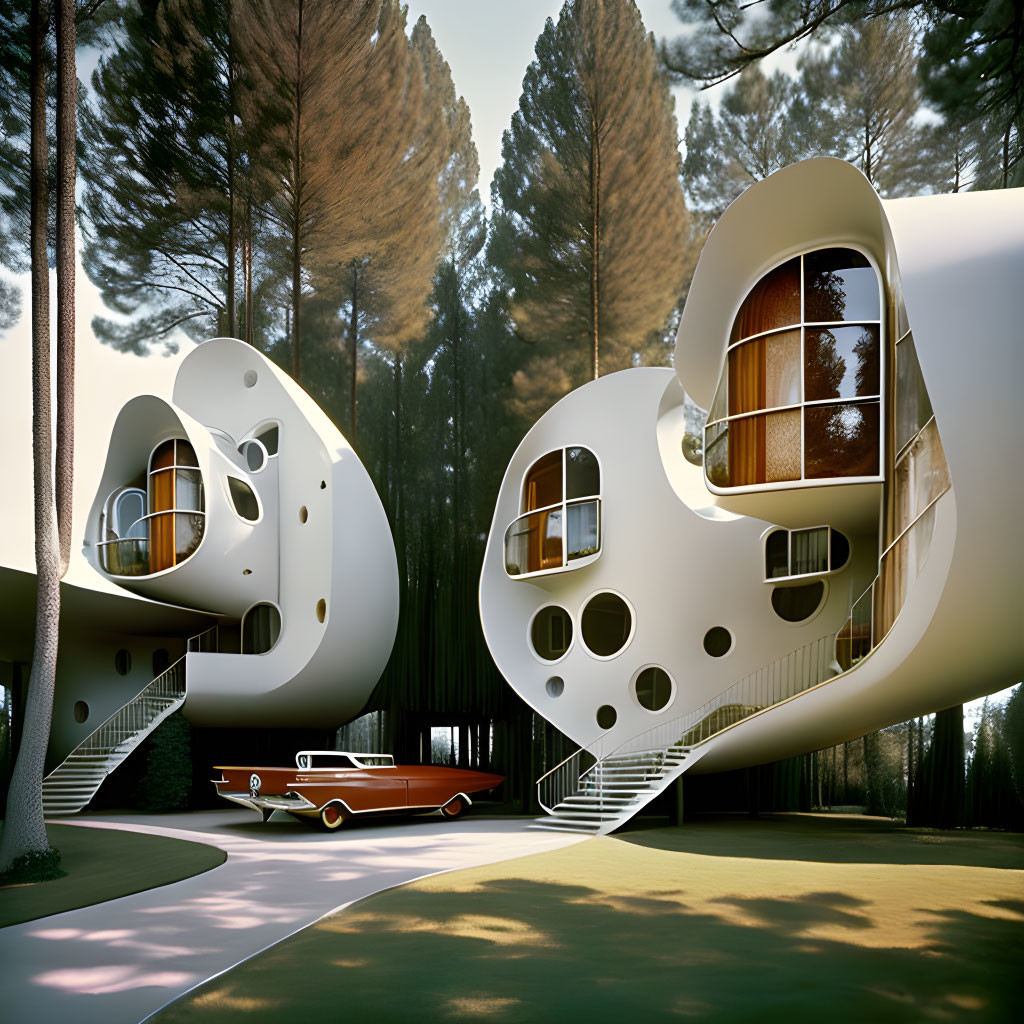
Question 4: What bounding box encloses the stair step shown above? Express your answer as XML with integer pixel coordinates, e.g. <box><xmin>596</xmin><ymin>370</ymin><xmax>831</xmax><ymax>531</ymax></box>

<box><xmin>531</xmin><ymin>818</ymin><xmax>602</xmax><ymax>832</ymax></box>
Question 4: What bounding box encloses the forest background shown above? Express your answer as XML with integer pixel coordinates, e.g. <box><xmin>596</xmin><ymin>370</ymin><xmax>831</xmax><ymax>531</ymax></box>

<box><xmin>0</xmin><ymin>0</ymin><xmax>1021</xmax><ymax>833</ymax></box>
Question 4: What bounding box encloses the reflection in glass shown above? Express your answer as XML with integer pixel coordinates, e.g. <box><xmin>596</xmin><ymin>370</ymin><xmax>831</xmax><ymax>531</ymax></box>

<box><xmin>804</xmin><ymin>248</ymin><xmax>878</xmax><ymax>322</ymax></box>
<box><xmin>581</xmin><ymin>592</ymin><xmax>632</xmax><ymax>657</ymax></box>
<box><xmin>836</xmin><ymin>585</ymin><xmax>873</xmax><ymax>671</ymax></box>
<box><xmin>523</xmin><ymin>450</ymin><xmax>562</xmax><ymax>512</ymax></box>
<box><xmin>876</xmin><ymin>503</ymin><xmax>937</xmax><ymax>639</ymax></box>
<box><xmin>504</xmin><ymin>508</ymin><xmax>564</xmax><ymax>576</ymax></box>
<box><xmin>175</xmin><ymin>468</ymin><xmax>203</xmax><ymax>511</ymax></box>
<box><xmin>705</xmin><ymin>422</ymin><xmax>729</xmax><ymax>487</ymax></box>
<box><xmin>894</xmin><ymin>419</ymin><xmax>950</xmax><ymax>534</ymax></box>
<box><xmin>895</xmin><ymin>333</ymin><xmax>933</xmax><ymax>452</ymax></box>
<box><xmin>805</xmin><ymin>402</ymin><xmax>879</xmax><ymax>478</ymax></box>
<box><xmin>175</xmin><ymin>512</ymin><xmax>205</xmax><ymax>561</ymax></box>
<box><xmin>805</xmin><ymin>326</ymin><xmax>879</xmax><ymax>400</ymax></box>
<box><xmin>531</xmin><ymin>606</ymin><xmax>572</xmax><ymax>661</ymax></box>
<box><xmin>730</xmin><ymin>257</ymin><xmax>800</xmax><ymax>342</ymax></box>
<box><xmin>175</xmin><ymin>440</ymin><xmax>199</xmax><ymax>467</ymax></box>
<box><xmin>565</xmin><ymin>447</ymin><xmax>599</xmax><ymax>498</ymax></box>
<box><xmin>566</xmin><ymin>500</ymin><xmax>599</xmax><ymax>560</ymax></box>
<box><xmin>765</xmin><ymin>330</ymin><xmax>801</xmax><ymax>408</ymax></box>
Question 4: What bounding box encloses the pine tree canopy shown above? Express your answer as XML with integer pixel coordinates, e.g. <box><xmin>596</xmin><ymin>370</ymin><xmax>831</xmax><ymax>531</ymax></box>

<box><xmin>490</xmin><ymin>0</ymin><xmax>691</xmax><ymax>386</ymax></box>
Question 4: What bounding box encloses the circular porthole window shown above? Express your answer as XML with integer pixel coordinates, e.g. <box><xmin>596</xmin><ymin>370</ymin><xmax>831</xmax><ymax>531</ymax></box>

<box><xmin>596</xmin><ymin>705</ymin><xmax>617</xmax><ymax>729</ymax></box>
<box><xmin>530</xmin><ymin>606</ymin><xmax>573</xmax><ymax>662</ymax></box>
<box><xmin>580</xmin><ymin>592</ymin><xmax>633</xmax><ymax>658</ymax></box>
<box><xmin>545</xmin><ymin>676</ymin><xmax>564</xmax><ymax>698</ymax></box>
<box><xmin>114</xmin><ymin>648</ymin><xmax>132</xmax><ymax>675</ymax></box>
<box><xmin>74</xmin><ymin>700</ymin><xmax>89</xmax><ymax>724</ymax></box>
<box><xmin>240</xmin><ymin>438</ymin><xmax>268</xmax><ymax>473</ymax></box>
<box><xmin>703</xmin><ymin>627</ymin><xmax>732</xmax><ymax>658</ymax></box>
<box><xmin>771</xmin><ymin>581</ymin><xmax>826</xmax><ymax>623</ymax></box>
<box><xmin>634</xmin><ymin>666</ymin><xmax>673</xmax><ymax>712</ymax></box>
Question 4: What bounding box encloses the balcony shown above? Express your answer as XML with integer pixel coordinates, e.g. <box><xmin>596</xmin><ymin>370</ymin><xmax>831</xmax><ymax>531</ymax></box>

<box><xmin>504</xmin><ymin>499</ymin><xmax>600</xmax><ymax>578</ymax></box>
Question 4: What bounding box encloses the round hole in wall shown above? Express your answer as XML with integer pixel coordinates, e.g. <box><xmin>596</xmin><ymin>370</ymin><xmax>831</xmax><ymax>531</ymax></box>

<box><xmin>74</xmin><ymin>700</ymin><xmax>89</xmax><ymax>724</ymax></box>
<box><xmin>241</xmin><ymin>438</ymin><xmax>268</xmax><ymax>473</ymax></box>
<box><xmin>545</xmin><ymin>676</ymin><xmax>564</xmax><ymax>698</ymax></box>
<box><xmin>320</xmin><ymin>480</ymin><xmax>326</xmax><ymax>490</ymax></box>
<box><xmin>316</xmin><ymin>598</ymin><xmax>327</xmax><ymax>623</ymax></box>
<box><xmin>771</xmin><ymin>581</ymin><xmax>826</xmax><ymax>623</ymax></box>
<box><xmin>596</xmin><ymin>705</ymin><xmax>617</xmax><ymax>730</ymax></box>
<box><xmin>152</xmin><ymin>648</ymin><xmax>170</xmax><ymax>676</ymax></box>
<box><xmin>242</xmin><ymin>568</ymin><xmax>252</xmax><ymax>575</ymax></box>
<box><xmin>580</xmin><ymin>592</ymin><xmax>632</xmax><ymax>658</ymax></box>
<box><xmin>243</xmin><ymin>369</ymin><xmax>258</xmax><ymax>388</ymax></box>
<box><xmin>299</xmin><ymin>505</ymin><xmax>308</xmax><ymax>524</ymax></box>
<box><xmin>530</xmin><ymin>606</ymin><xmax>573</xmax><ymax>662</ymax></box>
<box><xmin>114</xmin><ymin>648</ymin><xmax>132</xmax><ymax>675</ymax></box>
<box><xmin>634</xmin><ymin>666</ymin><xmax>673</xmax><ymax>712</ymax></box>
<box><xmin>703</xmin><ymin>627</ymin><xmax>732</xmax><ymax>658</ymax></box>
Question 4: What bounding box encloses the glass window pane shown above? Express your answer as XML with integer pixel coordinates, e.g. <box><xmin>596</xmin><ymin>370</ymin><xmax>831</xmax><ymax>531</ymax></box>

<box><xmin>765</xmin><ymin>409</ymin><xmax>801</xmax><ymax>482</ymax></box>
<box><xmin>175</xmin><ymin>512</ymin><xmax>204</xmax><ymax>561</ymax></box>
<box><xmin>728</xmin><ymin>338</ymin><xmax>765</xmax><ymax>416</ymax></box>
<box><xmin>242</xmin><ymin>603</ymin><xmax>281</xmax><ymax>655</ymax></box>
<box><xmin>894</xmin><ymin>418</ymin><xmax>950</xmax><ymax>535</ymax></box>
<box><xmin>635</xmin><ymin>667</ymin><xmax>672</xmax><ymax>712</ymax></box>
<box><xmin>504</xmin><ymin>509</ymin><xmax>563</xmax><ymax>575</ymax></box>
<box><xmin>805</xmin><ymin>326</ymin><xmax>879</xmax><ymax>401</ymax></box>
<box><xmin>895</xmin><ymin>333</ymin><xmax>933</xmax><ymax>452</ymax></box>
<box><xmin>730</xmin><ymin>257</ymin><xmax>800</xmax><ymax>343</ymax></box>
<box><xmin>581</xmin><ymin>592</ymin><xmax>632</xmax><ymax>658</ymax></box>
<box><xmin>256</xmin><ymin>424</ymin><xmax>279</xmax><ymax>455</ymax></box>
<box><xmin>523</xmin><ymin>450</ymin><xmax>562</xmax><ymax>511</ymax></box>
<box><xmin>114</xmin><ymin>490</ymin><xmax>146</xmax><ymax>538</ymax></box>
<box><xmin>791</xmin><ymin>527</ymin><xmax>829</xmax><ymax>575</ymax></box>
<box><xmin>151</xmin><ymin>440</ymin><xmax>175</xmax><ymax>472</ymax></box>
<box><xmin>565</xmin><ymin>447</ymin><xmax>599</xmax><ymax>498</ymax></box>
<box><xmin>175</xmin><ymin>468</ymin><xmax>203</xmax><ymax>512</ymax></box>
<box><xmin>804</xmin><ymin>402</ymin><xmax>880</xmax><ymax>479</ymax></box>
<box><xmin>531</xmin><ymin>606</ymin><xmax>572</xmax><ymax>661</ymax></box>
<box><xmin>771</xmin><ymin>581</ymin><xmax>825</xmax><ymax>622</ymax></box>
<box><xmin>566</xmin><ymin>500</ymin><xmax>599</xmax><ymax>560</ymax></box>
<box><xmin>729</xmin><ymin>414</ymin><xmax>765</xmax><ymax>486</ymax></box>
<box><xmin>765</xmin><ymin>330</ymin><xmax>801</xmax><ymax>408</ymax></box>
<box><xmin>708</xmin><ymin>365</ymin><xmax>728</xmax><ymax>423</ymax></box>
<box><xmin>803</xmin><ymin>248</ymin><xmax>879</xmax><ymax>322</ymax></box>
<box><xmin>149</xmin><ymin>511</ymin><xmax>175</xmax><ymax>572</ymax></box>
<box><xmin>228</xmin><ymin>477</ymin><xmax>260</xmax><ymax>521</ymax></box>
<box><xmin>705</xmin><ymin>422</ymin><xmax>729</xmax><ymax>487</ymax></box>
<box><xmin>765</xmin><ymin>530</ymin><xmax>788</xmax><ymax>579</ymax></box>
<box><xmin>174</xmin><ymin>439</ymin><xmax>199</xmax><ymax>467</ymax></box>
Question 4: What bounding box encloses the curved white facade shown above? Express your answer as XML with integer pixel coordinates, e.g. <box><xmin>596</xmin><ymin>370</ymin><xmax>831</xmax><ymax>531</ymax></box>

<box><xmin>480</xmin><ymin>159</ymin><xmax>1024</xmax><ymax>777</ymax></box>
<box><xmin>84</xmin><ymin>338</ymin><xmax>399</xmax><ymax>727</ymax></box>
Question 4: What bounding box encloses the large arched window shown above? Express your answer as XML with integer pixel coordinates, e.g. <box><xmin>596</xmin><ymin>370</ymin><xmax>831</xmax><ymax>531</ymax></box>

<box><xmin>504</xmin><ymin>447</ymin><xmax>601</xmax><ymax>578</ymax></box>
<box><xmin>147</xmin><ymin>439</ymin><xmax>206</xmax><ymax>572</ymax></box>
<box><xmin>705</xmin><ymin>248</ymin><xmax>882</xmax><ymax>488</ymax></box>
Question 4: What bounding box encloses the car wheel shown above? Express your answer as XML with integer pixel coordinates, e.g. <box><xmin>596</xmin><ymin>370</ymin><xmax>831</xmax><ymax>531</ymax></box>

<box><xmin>440</xmin><ymin>797</ymin><xmax>465</xmax><ymax>820</ymax></box>
<box><xmin>320</xmin><ymin>803</ymin><xmax>346</xmax><ymax>831</ymax></box>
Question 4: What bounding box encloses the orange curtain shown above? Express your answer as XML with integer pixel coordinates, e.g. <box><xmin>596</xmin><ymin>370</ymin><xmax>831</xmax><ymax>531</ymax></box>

<box><xmin>149</xmin><ymin>446</ymin><xmax>176</xmax><ymax>572</ymax></box>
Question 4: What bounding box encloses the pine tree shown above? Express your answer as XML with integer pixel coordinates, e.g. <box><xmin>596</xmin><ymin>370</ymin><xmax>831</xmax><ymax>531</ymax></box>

<box><xmin>490</xmin><ymin>0</ymin><xmax>691</xmax><ymax>391</ymax></box>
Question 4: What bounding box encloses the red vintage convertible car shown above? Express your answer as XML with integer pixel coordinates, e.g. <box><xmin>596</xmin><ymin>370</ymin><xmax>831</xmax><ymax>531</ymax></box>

<box><xmin>213</xmin><ymin>750</ymin><xmax>504</xmax><ymax>830</ymax></box>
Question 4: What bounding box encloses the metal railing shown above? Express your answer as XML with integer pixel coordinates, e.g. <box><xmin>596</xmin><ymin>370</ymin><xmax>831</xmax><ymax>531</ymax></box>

<box><xmin>537</xmin><ymin>631</ymin><xmax>838</xmax><ymax>814</ymax></box>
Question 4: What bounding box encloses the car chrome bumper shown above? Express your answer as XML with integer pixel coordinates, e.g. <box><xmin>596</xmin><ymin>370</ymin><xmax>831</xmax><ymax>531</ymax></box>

<box><xmin>215</xmin><ymin>789</ymin><xmax>317</xmax><ymax>814</ymax></box>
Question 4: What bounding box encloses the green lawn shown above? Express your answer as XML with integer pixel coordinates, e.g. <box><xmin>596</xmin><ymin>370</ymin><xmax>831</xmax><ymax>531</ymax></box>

<box><xmin>0</xmin><ymin>820</ymin><xmax>226</xmax><ymax>927</ymax></box>
<box><xmin>156</xmin><ymin>813</ymin><xmax>1024</xmax><ymax>1023</ymax></box>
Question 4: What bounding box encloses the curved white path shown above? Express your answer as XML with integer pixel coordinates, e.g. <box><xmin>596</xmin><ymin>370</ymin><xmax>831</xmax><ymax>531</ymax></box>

<box><xmin>0</xmin><ymin>810</ymin><xmax>585</xmax><ymax>1024</ymax></box>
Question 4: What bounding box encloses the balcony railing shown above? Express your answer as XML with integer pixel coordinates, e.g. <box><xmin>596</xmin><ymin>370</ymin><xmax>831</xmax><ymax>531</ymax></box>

<box><xmin>504</xmin><ymin>498</ymin><xmax>600</xmax><ymax>578</ymax></box>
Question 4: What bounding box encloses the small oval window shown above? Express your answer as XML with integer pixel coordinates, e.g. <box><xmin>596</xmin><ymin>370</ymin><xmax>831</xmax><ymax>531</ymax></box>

<box><xmin>114</xmin><ymin>648</ymin><xmax>132</xmax><ymax>675</ymax></box>
<box><xmin>635</xmin><ymin>667</ymin><xmax>673</xmax><ymax>712</ymax></box>
<box><xmin>703</xmin><ymin>627</ymin><xmax>732</xmax><ymax>658</ymax></box>
<box><xmin>596</xmin><ymin>705</ymin><xmax>617</xmax><ymax>730</ymax></box>
<box><xmin>545</xmin><ymin>676</ymin><xmax>564</xmax><ymax>698</ymax></box>
<box><xmin>74</xmin><ymin>700</ymin><xmax>89</xmax><ymax>724</ymax></box>
<box><xmin>241</xmin><ymin>603</ymin><xmax>281</xmax><ymax>654</ymax></box>
<box><xmin>228</xmin><ymin>477</ymin><xmax>260</xmax><ymax>521</ymax></box>
<box><xmin>580</xmin><ymin>592</ymin><xmax>632</xmax><ymax>658</ymax></box>
<box><xmin>531</xmin><ymin>606</ymin><xmax>573</xmax><ymax>662</ymax></box>
<box><xmin>240</xmin><ymin>439</ymin><xmax>268</xmax><ymax>473</ymax></box>
<box><xmin>771</xmin><ymin>581</ymin><xmax>826</xmax><ymax>623</ymax></box>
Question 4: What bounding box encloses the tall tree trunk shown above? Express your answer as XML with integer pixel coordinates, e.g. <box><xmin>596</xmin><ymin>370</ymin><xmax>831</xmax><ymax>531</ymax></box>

<box><xmin>589</xmin><ymin>114</ymin><xmax>600</xmax><ymax>380</ymax></box>
<box><xmin>0</xmin><ymin>0</ymin><xmax>62</xmax><ymax>874</ymax></box>
<box><xmin>55</xmin><ymin>0</ymin><xmax>74</xmax><ymax>580</ymax></box>
<box><xmin>349</xmin><ymin>260</ymin><xmax>359</xmax><ymax>443</ymax></box>
<box><xmin>244</xmin><ymin>201</ymin><xmax>253</xmax><ymax>344</ymax></box>
<box><xmin>289</xmin><ymin>0</ymin><xmax>305</xmax><ymax>382</ymax></box>
<box><xmin>226</xmin><ymin>29</ymin><xmax>236</xmax><ymax>338</ymax></box>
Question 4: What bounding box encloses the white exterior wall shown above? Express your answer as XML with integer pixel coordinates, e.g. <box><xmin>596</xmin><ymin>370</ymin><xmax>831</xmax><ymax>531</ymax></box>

<box><xmin>480</xmin><ymin>158</ymin><xmax>1024</xmax><ymax>770</ymax></box>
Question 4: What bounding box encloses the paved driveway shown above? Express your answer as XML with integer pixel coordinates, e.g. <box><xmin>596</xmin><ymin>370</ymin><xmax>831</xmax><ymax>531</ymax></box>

<box><xmin>0</xmin><ymin>810</ymin><xmax>584</xmax><ymax>1024</ymax></box>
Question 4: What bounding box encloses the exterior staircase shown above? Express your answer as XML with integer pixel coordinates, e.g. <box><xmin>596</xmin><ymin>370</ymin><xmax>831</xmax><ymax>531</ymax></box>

<box><xmin>528</xmin><ymin>744</ymin><xmax>702</xmax><ymax>836</ymax></box>
<box><xmin>41</xmin><ymin>656</ymin><xmax>187</xmax><ymax>816</ymax></box>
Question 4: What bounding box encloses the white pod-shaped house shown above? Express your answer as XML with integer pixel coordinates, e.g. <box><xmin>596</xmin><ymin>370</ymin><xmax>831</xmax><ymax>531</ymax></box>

<box><xmin>479</xmin><ymin>159</ymin><xmax>1024</xmax><ymax>831</ymax></box>
<box><xmin>85</xmin><ymin>338</ymin><xmax>399</xmax><ymax>727</ymax></box>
